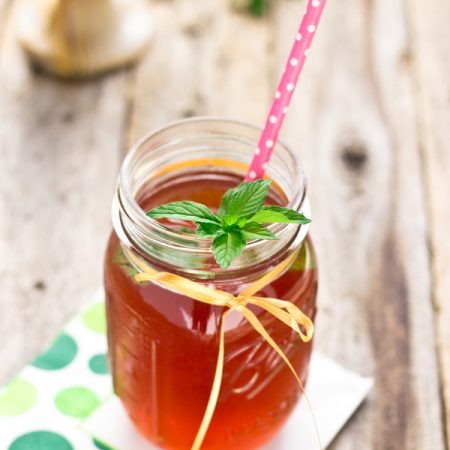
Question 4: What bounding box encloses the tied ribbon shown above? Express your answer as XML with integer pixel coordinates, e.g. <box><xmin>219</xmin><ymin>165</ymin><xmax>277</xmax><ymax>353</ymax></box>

<box><xmin>127</xmin><ymin>248</ymin><xmax>318</xmax><ymax>450</ymax></box>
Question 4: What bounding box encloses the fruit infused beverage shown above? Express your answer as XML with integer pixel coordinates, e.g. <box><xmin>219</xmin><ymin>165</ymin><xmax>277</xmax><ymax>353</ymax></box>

<box><xmin>105</xmin><ymin>168</ymin><xmax>318</xmax><ymax>450</ymax></box>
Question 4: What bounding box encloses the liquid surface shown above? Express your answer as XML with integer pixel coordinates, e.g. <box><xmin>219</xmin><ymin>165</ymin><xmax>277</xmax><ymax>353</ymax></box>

<box><xmin>104</xmin><ymin>170</ymin><xmax>318</xmax><ymax>450</ymax></box>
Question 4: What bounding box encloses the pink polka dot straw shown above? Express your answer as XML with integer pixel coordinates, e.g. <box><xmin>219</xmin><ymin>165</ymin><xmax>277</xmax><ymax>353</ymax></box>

<box><xmin>245</xmin><ymin>0</ymin><xmax>327</xmax><ymax>181</ymax></box>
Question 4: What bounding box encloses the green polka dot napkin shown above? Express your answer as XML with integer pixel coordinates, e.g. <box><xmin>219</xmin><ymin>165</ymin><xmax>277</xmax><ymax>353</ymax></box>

<box><xmin>0</xmin><ymin>299</ymin><xmax>112</xmax><ymax>450</ymax></box>
<box><xmin>0</xmin><ymin>297</ymin><xmax>373</xmax><ymax>450</ymax></box>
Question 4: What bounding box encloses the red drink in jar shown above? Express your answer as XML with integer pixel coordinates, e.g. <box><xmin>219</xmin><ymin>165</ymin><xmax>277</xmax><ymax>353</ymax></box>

<box><xmin>104</xmin><ymin>119</ymin><xmax>318</xmax><ymax>450</ymax></box>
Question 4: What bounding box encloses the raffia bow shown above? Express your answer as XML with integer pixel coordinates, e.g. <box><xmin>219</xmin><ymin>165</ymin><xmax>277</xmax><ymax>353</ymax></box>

<box><xmin>126</xmin><ymin>248</ymin><xmax>317</xmax><ymax>450</ymax></box>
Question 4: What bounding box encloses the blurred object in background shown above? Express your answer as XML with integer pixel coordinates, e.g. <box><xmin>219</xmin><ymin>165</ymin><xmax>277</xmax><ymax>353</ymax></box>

<box><xmin>230</xmin><ymin>0</ymin><xmax>271</xmax><ymax>17</ymax></box>
<box><xmin>16</xmin><ymin>0</ymin><xmax>153</xmax><ymax>79</ymax></box>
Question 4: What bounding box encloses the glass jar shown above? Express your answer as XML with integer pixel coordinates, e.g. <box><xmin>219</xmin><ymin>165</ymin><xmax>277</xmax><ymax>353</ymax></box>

<box><xmin>104</xmin><ymin>118</ymin><xmax>318</xmax><ymax>450</ymax></box>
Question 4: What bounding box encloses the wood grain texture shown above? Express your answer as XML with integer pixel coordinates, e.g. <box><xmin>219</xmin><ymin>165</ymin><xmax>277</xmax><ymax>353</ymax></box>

<box><xmin>273</xmin><ymin>0</ymin><xmax>446</xmax><ymax>448</ymax></box>
<box><xmin>0</xmin><ymin>4</ymin><xmax>130</xmax><ymax>383</ymax></box>
<box><xmin>127</xmin><ymin>0</ymin><xmax>271</xmax><ymax>146</ymax></box>
<box><xmin>410</xmin><ymin>0</ymin><xmax>450</xmax><ymax>446</ymax></box>
<box><xmin>127</xmin><ymin>0</ymin><xmax>213</xmax><ymax>145</ymax></box>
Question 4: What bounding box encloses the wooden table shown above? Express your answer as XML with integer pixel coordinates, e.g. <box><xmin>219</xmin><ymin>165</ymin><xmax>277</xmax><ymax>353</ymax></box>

<box><xmin>0</xmin><ymin>0</ymin><xmax>448</xmax><ymax>448</ymax></box>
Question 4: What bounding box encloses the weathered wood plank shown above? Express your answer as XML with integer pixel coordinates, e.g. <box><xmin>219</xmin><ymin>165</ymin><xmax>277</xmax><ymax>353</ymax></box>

<box><xmin>0</xmin><ymin>4</ymin><xmax>131</xmax><ymax>383</ymax></box>
<box><xmin>410</xmin><ymin>0</ymin><xmax>450</xmax><ymax>446</ymax></box>
<box><xmin>127</xmin><ymin>0</ymin><xmax>271</xmax><ymax>146</ymax></box>
<box><xmin>198</xmin><ymin>1</ymin><xmax>272</xmax><ymax>123</ymax></box>
<box><xmin>273</xmin><ymin>0</ymin><xmax>445</xmax><ymax>448</ymax></box>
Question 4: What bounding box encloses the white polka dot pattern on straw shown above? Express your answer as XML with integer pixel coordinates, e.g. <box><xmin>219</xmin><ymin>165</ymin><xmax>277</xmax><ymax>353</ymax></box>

<box><xmin>245</xmin><ymin>0</ymin><xmax>327</xmax><ymax>182</ymax></box>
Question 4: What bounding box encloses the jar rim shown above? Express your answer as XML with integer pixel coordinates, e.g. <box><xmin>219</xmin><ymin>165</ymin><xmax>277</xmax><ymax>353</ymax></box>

<box><xmin>114</xmin><ymin>116</ymin><xmax>310</xmax><ymax>277</ymax></box>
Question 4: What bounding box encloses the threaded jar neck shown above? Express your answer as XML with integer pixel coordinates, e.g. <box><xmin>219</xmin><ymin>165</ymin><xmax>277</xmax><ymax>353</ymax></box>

<box><xmin>113</xmin><ymin>117</ymin><xmax>310</xmax><ymax>281</ymax></box>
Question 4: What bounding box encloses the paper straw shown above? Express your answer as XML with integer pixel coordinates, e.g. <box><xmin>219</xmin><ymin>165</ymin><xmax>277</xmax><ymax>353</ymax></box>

<box><xmin>245</xmin><ymin>0</ymin><xmax>327</xmax><ymax>181</ymax></box>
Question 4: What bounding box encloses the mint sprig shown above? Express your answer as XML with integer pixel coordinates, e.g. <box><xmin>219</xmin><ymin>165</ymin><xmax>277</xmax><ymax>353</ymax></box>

<box><xmin>147</xmin><ymin>180</ymin><xmax>311</xmax><ymax>269</ymax></box>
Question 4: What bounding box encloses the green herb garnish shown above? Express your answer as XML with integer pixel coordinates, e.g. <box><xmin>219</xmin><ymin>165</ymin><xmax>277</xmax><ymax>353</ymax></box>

<box><xmin>147</xmin><ymin>179</ymin><xmax>310</xmax><ymax>269</ymax></box>
<box><xmin>248</xmin><ymin>0</ymin><xmax>269</xmax><ymax>16</ymax></box>
<box><xmin>230</xmin><ymin>0</ymin><xmax>270</xmax><ymax>17</ymax></box>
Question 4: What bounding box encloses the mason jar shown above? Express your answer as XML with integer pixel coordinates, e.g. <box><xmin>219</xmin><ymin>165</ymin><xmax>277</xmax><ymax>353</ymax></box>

<box><xmin>104</xmin><ymin>118</ymin><xmax>318</xmax><ymax>450</ymax></box>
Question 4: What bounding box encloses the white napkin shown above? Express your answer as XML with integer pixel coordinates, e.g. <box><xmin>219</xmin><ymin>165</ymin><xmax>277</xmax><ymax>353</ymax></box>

<box><xmin>83</xmin><ymin>352</ymin><xmax>373</xmax><ymax>450</ymax></box>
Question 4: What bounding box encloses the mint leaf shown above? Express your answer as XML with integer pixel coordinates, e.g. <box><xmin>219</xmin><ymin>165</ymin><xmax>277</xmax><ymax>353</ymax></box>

<box><xmin>212</xmin><ymin>231</ymin><xmax>246</xmax><ymax>268</ymax></box>
<box><xmin>146</xmin><ymin>180</ymin><xmax>312</xmax><ymax>269</ymax></box>
<box><xmin>241</xmin><ymin>222</ymin><xmax>278</xmax><ymax>241</ymax></box>
<box><xmin>197</xmin><ymin>222</ymin><xmax>221</xmax><ymax>239</ymax></box>
<box><xmin>147</xmin><ymin>201</ymin><xmax>221</xmax><ymax>225</ymax></box>
<box><xmin>218</xmin><ymin>179</ymin><xmax>271</xmax><ymax>225</ymax></box>
<box><xmin>251</xmin><ymin>206</ymin><xmax>311</xmax><ymax>224</ymax></box>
